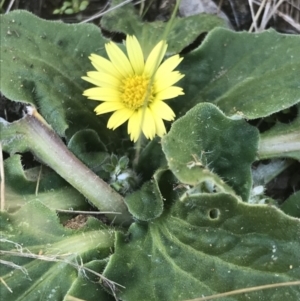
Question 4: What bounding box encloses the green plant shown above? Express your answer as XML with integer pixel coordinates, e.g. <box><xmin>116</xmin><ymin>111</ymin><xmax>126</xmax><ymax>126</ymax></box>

<box><xmin>1</xmin><ymin>0</ymin><xmax>300</xmax><ymax>300</ymax></box>
<box><xmin>53</xmin><ymin>0</ymin><xmax>89</xmax><ymax>15</ymax></box>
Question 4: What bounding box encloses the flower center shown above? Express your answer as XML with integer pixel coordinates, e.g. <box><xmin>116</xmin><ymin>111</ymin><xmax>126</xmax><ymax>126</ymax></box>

<box><xmin>121</xmin><ymin>75</ymin><xmax>154</xmax><ymax>110</ymax></box>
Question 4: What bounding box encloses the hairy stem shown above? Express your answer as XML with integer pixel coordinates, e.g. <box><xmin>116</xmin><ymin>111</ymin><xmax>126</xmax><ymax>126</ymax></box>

<box><xmin>6</xmin><ymin>108</ymin><xmax>132</xmax><ymax>226</ymax></box>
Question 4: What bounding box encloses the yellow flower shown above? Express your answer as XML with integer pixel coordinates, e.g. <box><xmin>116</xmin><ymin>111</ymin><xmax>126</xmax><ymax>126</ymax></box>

<box><xmin>82</xmin><ymin>35</ymin><xmax>184</xmax><ymax>142</ymax></box>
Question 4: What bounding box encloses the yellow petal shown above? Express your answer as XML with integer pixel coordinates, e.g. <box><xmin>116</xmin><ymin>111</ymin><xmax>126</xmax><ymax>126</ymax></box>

<box><xmin>155</xmin><ymin>86</ymin><xmax>184</xmax><ymax>100</ymax></box>
<box><xmin>128</xmin><ymin>110</ymin><xmax>143</xmax><ymax>142</ymax></box>
<box><xmin>144</xmin><ymin>40</ymin><xmax>167</xmax><ymax>77</ymax></box>
<box><xmin>150</xmin><ymin>101</ymin><xmax>175</xmax><ymax>121</ymax></box>
<box><xmin>151</xmin><ymin>112</ymin><xmax>166</xmax><ymax>137</ymax></box>
<box><xmin>82</xmin><ymin>72</ymin><xmax>120</xmax><ymax>89</ymax></box>
<box><xmin>107</xmin><ymin>108</ymin><xmax>134</xmax><ymax>130</ymax></box>
<box><xmin>126</xmin><ymin>35</ymin><xmax>144</xmax><ymax>75</ymax></box>
<box><xmin>89</xmin><ymin>54</ymin><xmax>122</xmax><ymax>79</ymax></box>
<box><xmin>141</xmin><ymin>107</ymin><xmax>156</xmax><ymax>140</ymax></box>
<box><xmin>156</xmin><ymin>55</ymin><xmax>183</xmax><ymax>78</ymax></box>
<box><xmin>154</xmin><ymin>71</ymin><xmax>185</xmax><ymax>93</ymax></box>
<box><xmin>105</xmin><ymin>41</ymin><xmax>134</xmax><ymax>78</ymax></box>
<box><xmin>83</xmin><ymin>87</ymin><xmax>121</xmax><ymax>101</ymax></box>
<box><xmin>94</xmin><ymin>101</ymin><xmax>125</xmax><ymax>115</ymax></box>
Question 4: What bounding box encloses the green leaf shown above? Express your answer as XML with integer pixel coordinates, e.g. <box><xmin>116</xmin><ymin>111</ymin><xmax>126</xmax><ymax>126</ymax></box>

<box><xmin>4</xmin><ymin>155</ymin><xmax>89</xmax><ymax>212</ymax></box>
<box><xmin>67</xmin><ymin>129</ymin><xmax>110</xmax><ymax>179</ymax></box>
<box><xmin>0</xmin><ymin>10</ymin><xmax>116</xmax><ymax>142</ymax></box>
<box><xmin>67</xmin><ymin>259</ymin><xmax>115</xmax><ymax>301</ymax></box>
<box><xmin>136</xmin><ymin>137</ymin><xmax>167</xmax><ymax>180</ymax></box>
<box><xmin>79</xmin><ymin>1</ymin><xmax>89</xmax><ymax>12</ymax></box>
<box><xmin>0</xmin><ymin>117</ymin><xmax>28</xmax><ymax>154</ymax></box>
<box><xmin>119</xmin><ymin>156</ymin><xmax>129</xmax><ymax>170</ymax></box>
<box><xmin>0</xmin><ymin>201</ymin><xmax>115</xmax><ymax>300</ymax></box>
<box><xmin>125</xmin><ymin>168</ymin><xmax>171</xmax><ymax>221</ymax></box>
<box><xmin>104</xmin><ymin>193</ymin><xmax>300</xmax><ymax>301</ymax></box>
<box><xmin>281</xmin><ymin>191</ymin><xmax>300</xmax><ymax>218</ymax></box>
<box><xmin>111</xmin><ymin>154</ymin><xmax>119</xmax><ymax>166</ymax></box>
<box><xmin>176</xmin><ymin>28</ymin><xmax>300</xmax><ymax>119</ymax></box>
<box><xmin>101</xmin><ymin>0</ymin><xmax>227</xmax><ymax>57</ymax></box>
<box><xmin>162</xmin><ymin>103</ymin><xmax>259</xmax><ymax>201</ymax></box>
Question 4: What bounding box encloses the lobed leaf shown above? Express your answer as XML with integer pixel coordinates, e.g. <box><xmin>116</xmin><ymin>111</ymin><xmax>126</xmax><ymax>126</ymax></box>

<box><xmin>162</xmin><ymin>103</ymin><xmax>259</xmax><ymax>201</ymax></box>
<box><xmin>176</xmin><ymin>28</ymin><xmax>300</xmax><ymax>119</ymax></box>
<box><xmin>104</xmin><ymin>192</ymin><xmax>300</xmax><ymax>301</ymax></box>
<box><xmin>0</xmin><ymin>10</ymin><xmax>116</xmax><ymax>142</ymax></box>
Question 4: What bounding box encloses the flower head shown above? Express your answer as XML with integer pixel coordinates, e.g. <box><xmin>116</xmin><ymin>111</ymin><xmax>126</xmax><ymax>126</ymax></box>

<box><xmin>82</xmin><ymin>35</ymin><xmax>184</xmax><ymax>142</ymax></box>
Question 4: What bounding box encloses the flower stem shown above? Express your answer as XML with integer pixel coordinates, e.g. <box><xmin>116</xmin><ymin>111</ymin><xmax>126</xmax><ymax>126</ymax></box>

<box><xmin>17</xmin><ymin>108</ymin><xmax>132</xmax><ymax>226</ymax></box>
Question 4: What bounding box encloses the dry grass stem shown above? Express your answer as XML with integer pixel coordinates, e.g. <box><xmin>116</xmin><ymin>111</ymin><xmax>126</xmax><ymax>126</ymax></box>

<box><xmin>184</xmin><ymin>280</ymin><xmax>300</xmax><ymax>301</ymax></box>
<box><xmin>35</xmin><ymin>165</ymin><xmax>42</xmax><ymax>196</ymax></box>
<box><xmin>249</xmin><ymin>0</ymin><xmax>300</xmax><ymax>32</ymax></box>
<box><xmin>248</xmin><ymin>0</ymin><xmax>259</xmax><ymax>31</ymax></box>
<box><xmin>277</xmin><ymin>9</ymin><xmax>300</xmax><ymax>30</ymax></box>
<box><xmin>249</xmin><ymin>0</ymin><xmax>269</xmax><ymax>32</ymax></box>
<box><xmin>56</xmin><ymin>209</ymin><xmax>121</xmax><ymax>215</ymax></box>
<box><xmin>0</xmin><ymin>249</ymin><xmax>124</xmax><ymax>295</ymax></box>
<box><xmin>0</xmin><ymin>259</ymin><xmax>30</xmax><ymax>278</ymax></box>
<box><xmin>5</xmin><ymin>0</ymin><xmax>15</xmax><ymax>13</ymax></box>
<box><xmin>0</xmin><ymin>277</ymin><xmax>13</xmax><ymax>293</ymax></box>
